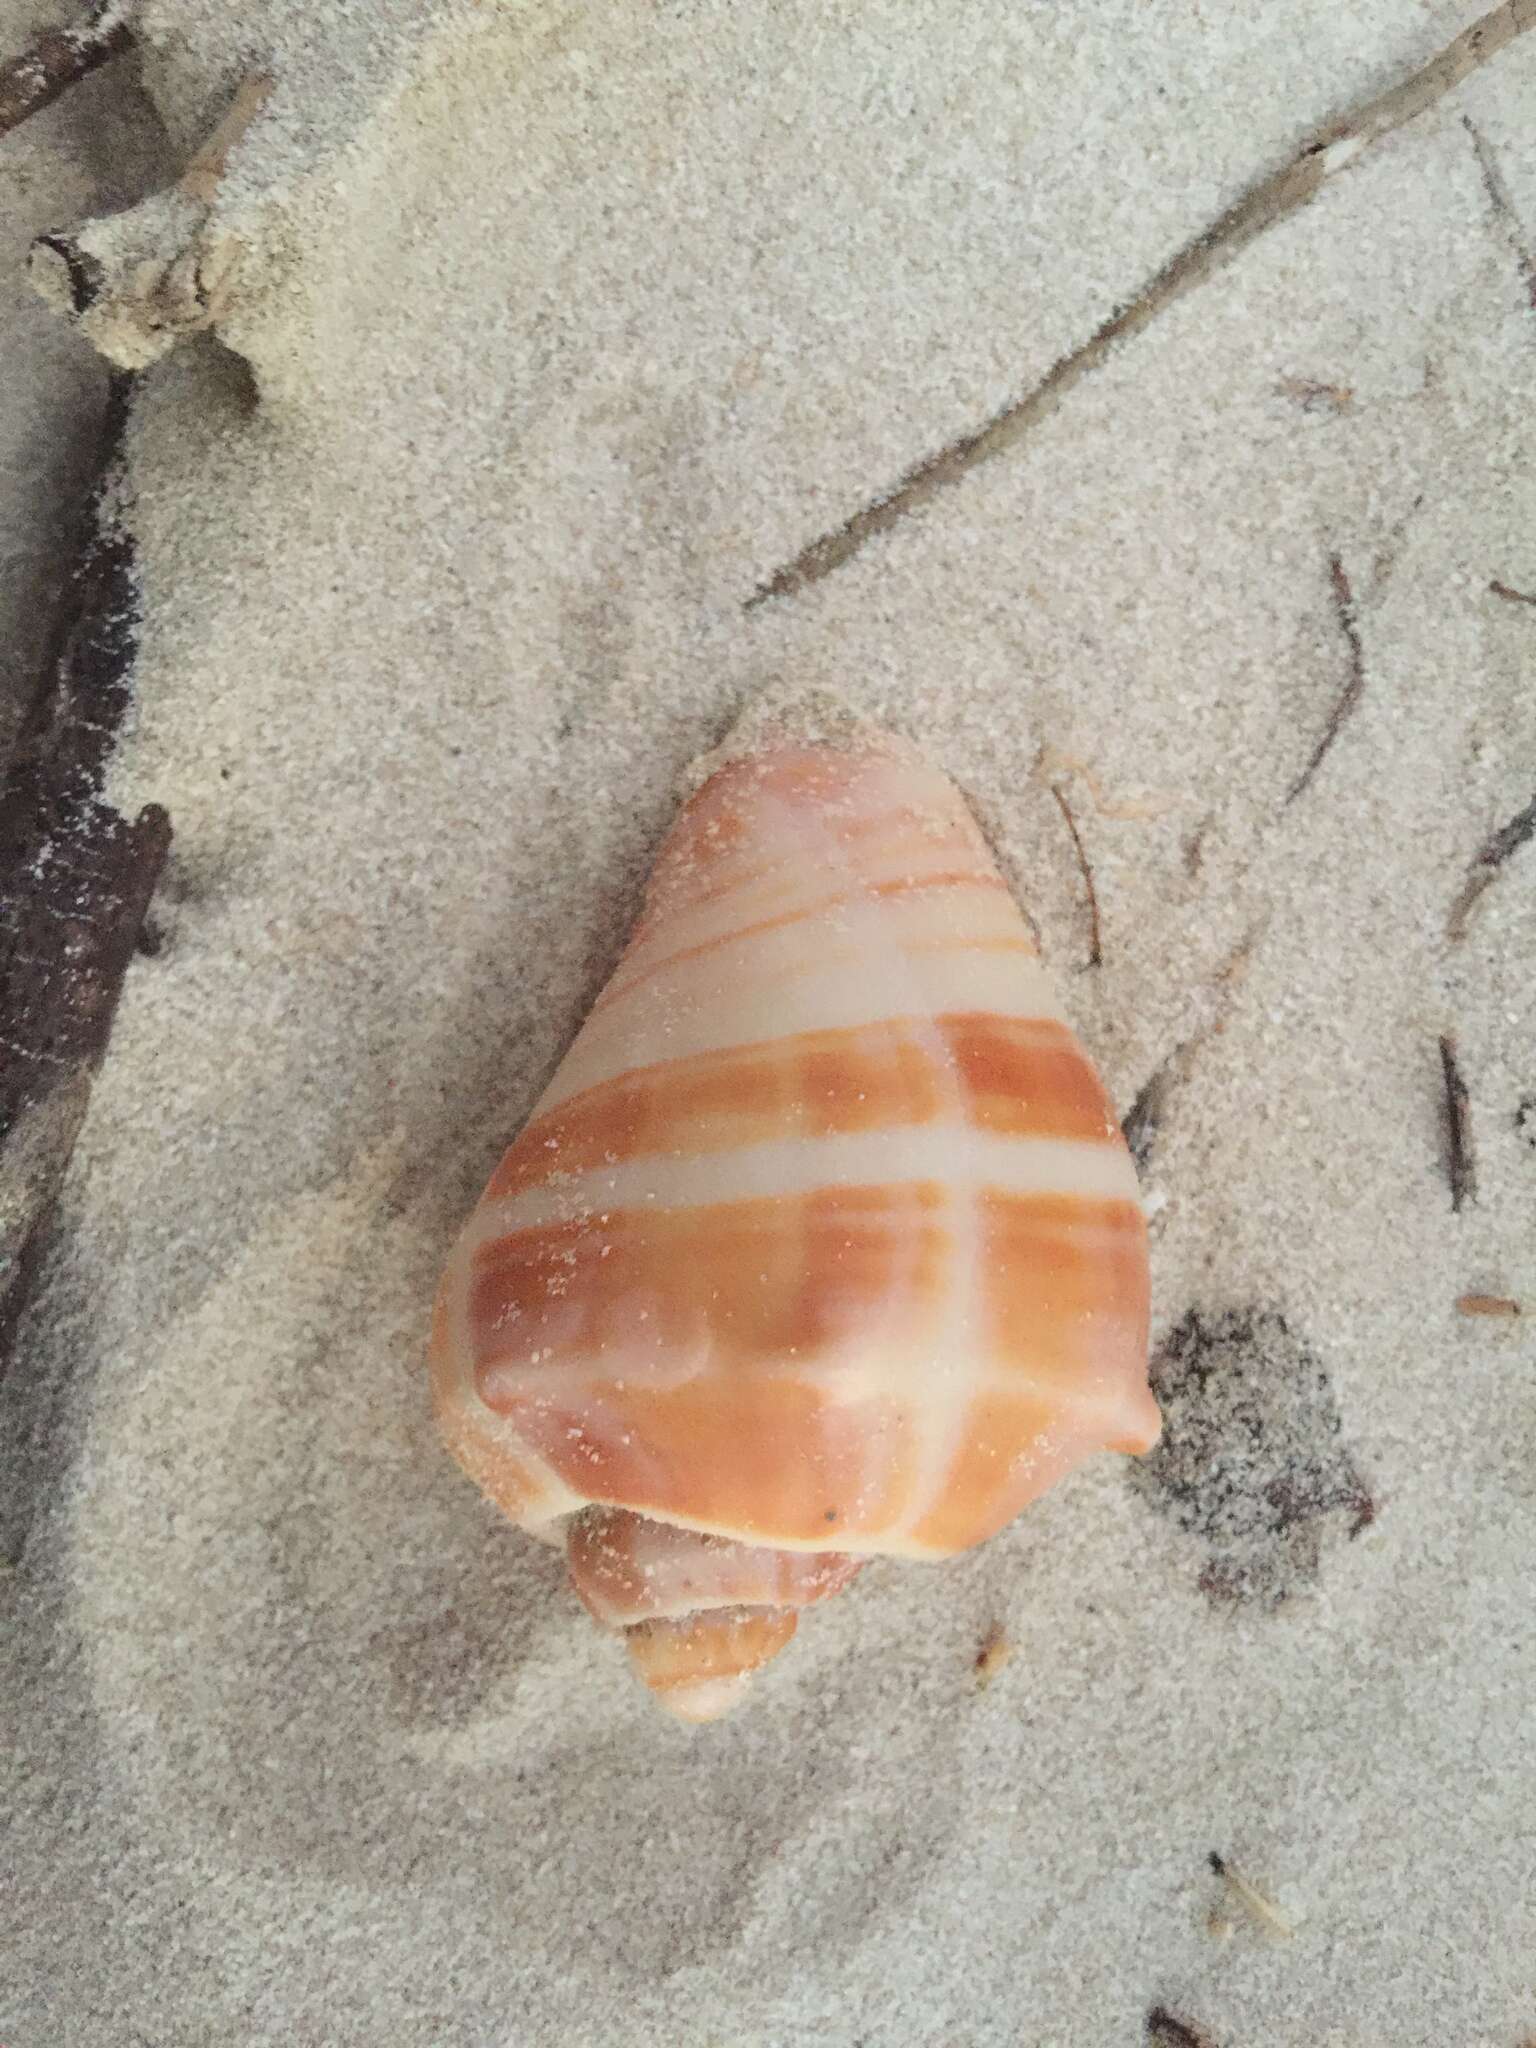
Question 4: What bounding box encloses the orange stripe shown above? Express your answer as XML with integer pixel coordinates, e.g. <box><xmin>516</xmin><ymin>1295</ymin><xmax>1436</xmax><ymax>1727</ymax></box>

<box><xmin>981</xmin><ymin>1190</ymin><xmax>1150</xmax><ymax>1398</ymax></box>
<box><xmin>486</xmin><ymin>1020</ymin><xmax>943</xmax><ymax>1199</ymax></box>
<box><xmin>469</xmin><ymin>1185</ymin><xmax>944</xmax><ymax>1540</ymax></box>
<box><xmin>638</xmin><ymin>750</ymin><xmax>996</xmax><ymax>951</ymax></box>
<box><xmin>596</xmin><ymin>870</ymin><xmax>1008</xmax><ymax>1012</ymax></box>
<box><xmin>458</xmin><ymin>1186</ymin><xmax>1150</xmax><ymax>1552</ymax></box>
<box><xmin>487</xmin><ymin>1014</ymin><xmax>1111</xmax><ymax>1201</ymax></box>
<box><xmin>942</xmin><ymin>1013</ymin><xmax>1122</xmax><ymax>1144</ymax></box>
<box><xmin>472</xmin><ymin>1183</ymin><xmax>949</xmax><ymax>1382</ymax></box>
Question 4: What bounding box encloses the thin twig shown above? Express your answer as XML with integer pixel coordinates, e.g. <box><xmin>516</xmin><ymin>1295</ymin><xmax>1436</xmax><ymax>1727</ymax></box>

<box><xmin>1464</xmin><ymin>116</ymin><xmax>1536</xmax><ymax>313</ymax></box>
<box><xmin>1049</xmin><ymin>784</ymin><xmax>1102</xmax><ymax>968</ymax></box>
<box><xmin>1438</xmin><ymin>1034</ymin><xmax>1476</xmax><ymax>1214</ymax></box>
<box><xmin>1447</xmin><ymin>789</ymin><xmax>1536</xmax><ymax>938</ymax></box>
<box><xmin>1286</xmin><ymin>552</ymin><xmax>1364</xmax><ymax>805</ymax></box>
<box><xmin>746</xmin><ymin>0</ymin><xmax>1536</xmax><ymax>606</ymax></box>
<box><xmin>0</xmin><ymin>1</ymin><xmax>132</xmax><ymax>142</ymax></box>
<box><xmin>1456</xmin><ymin>1293</ymin><xmax>1522</xmax><ymax>1317</ymax></box>
<box><xmin>1274</xmin><ymin>374</ymin><xmax>1354</xmax><ymax>414</ymax></box>
<box><xmin>1121</xmin><ymin>929</ymin><xmax>1261</xmax><ymax>1171</ymax></box>
<box><xmin>177</xmin><ymin>72</ymin><xmax>272</xmax><ymax>204</ymax></box>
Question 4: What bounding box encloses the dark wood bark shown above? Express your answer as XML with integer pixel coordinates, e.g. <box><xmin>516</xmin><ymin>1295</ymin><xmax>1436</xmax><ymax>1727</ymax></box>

<box><xmin>0</xmin><ymin>374</ymin><xmax>168</xmax><ymax>1381</ymax></box>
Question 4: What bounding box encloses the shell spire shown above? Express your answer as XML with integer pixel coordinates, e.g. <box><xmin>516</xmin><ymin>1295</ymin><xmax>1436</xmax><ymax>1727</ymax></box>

<box><xmin>432</xmin><ymin>738</ymin><xmax>1159</xmax><ymax>1720</ymax></box>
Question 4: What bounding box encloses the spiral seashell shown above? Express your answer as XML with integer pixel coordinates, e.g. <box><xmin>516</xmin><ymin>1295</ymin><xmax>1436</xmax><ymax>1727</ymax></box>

<box><xmin>432</xmin><ymin>739</ymin><xmax>1159</xmax><ymax>1720</ymax></box>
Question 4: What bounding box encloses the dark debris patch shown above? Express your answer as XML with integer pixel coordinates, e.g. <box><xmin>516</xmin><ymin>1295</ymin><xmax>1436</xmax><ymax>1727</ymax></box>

<box><xmin>1132</xmin><ymin>1308</ymin><xmax>1375</xmax><ymax>1605</ymax></box>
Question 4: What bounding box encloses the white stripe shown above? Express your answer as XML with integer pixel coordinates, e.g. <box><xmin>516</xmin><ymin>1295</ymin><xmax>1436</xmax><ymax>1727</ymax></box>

<box><xmin>533</xmin><ymin>942</ymin><xmax>1065</xmax><ymax>1116</ymax></box>
<box><xmin>471</xmin><ymin>1104</ymin><xmax>1138</xmax><ymax>1246</ymax></box>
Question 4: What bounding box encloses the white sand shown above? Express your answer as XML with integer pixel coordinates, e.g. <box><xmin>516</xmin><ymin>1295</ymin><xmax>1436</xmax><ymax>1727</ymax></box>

<box><xmin>4</xmin><ymin>3</ymin><xmax>1535</xmax><ymax>2042</ymax></box>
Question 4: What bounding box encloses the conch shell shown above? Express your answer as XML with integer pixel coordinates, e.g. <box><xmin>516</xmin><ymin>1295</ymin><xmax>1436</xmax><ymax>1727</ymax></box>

<box><xmin>431</xmin><ymin>739</ymin><xmax>1159</xmax><ymax>1720</ymax></box>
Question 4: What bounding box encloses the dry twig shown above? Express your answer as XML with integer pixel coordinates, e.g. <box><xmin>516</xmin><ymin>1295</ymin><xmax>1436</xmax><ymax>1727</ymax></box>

<box><xmin>748</xmin><ymin>0</ymin><xmax>1536</xmax><ymax>606</ymax></box>
<box><xmin>1438</xmin><ymin>1034</ymin><xmax>1476</xmax><ymax>1214</ymax></box>
<box><xmin>1274</xmin><ymin>374</ymin><xmax>1354</xmax><ymax>413</ymax></box>
<box><xmin>1121</xmin><ymin>928</ymin><xmax>1261</xmax><ymax>1171</ymax></box>
<box><xmin>1049</xmin><ymin>783</ymin><xmax>1102</xmax><ymax>968</ymax></box>
<box><xmin>1286</xmin><ymin>553</ymin><xmax>1364</xmax><ymax>805</ymax></box>
<box><xmin>1446</xmin><ymin>790</ymin><xmax>1536</xmax><ymax>940</ymax></box>
<box><xmin>1464</xmin><ymin>116</ymin><xmax>1536</xmax><ymax>313</ymax></box>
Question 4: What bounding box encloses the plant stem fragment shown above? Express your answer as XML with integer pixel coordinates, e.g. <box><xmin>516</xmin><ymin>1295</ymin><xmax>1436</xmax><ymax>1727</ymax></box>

<box><xmin>1456</xmin><ymin>1293</ymin><xmax>1522</xmax><ymax>1317</ymax></box>
<box><xmin>1049</xmin><ymin>783</ymin><xmax>1102</xmax><ymax>968</ymax></box>
<box><xmin>1438</xmin><ymin>1035</ymin><xmax>1476</xmax><ymax>1214</ymax></box>
<box><xmin>1285</xmin><ymin>553</ymin><xmax>1364</xmax><ymax>805</ymax></box>
<box><xmin>1447</xmin><ymin>789</ymin><xmax>1536</xmax><ymax>940</ymax></box>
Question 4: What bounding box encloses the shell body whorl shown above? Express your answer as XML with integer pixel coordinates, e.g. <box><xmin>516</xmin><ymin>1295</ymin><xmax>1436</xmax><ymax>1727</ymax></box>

<box><xmin>432</xmin><ymin>740</ymin><xmax>1158</xmax><ymax>1718</ymax></box>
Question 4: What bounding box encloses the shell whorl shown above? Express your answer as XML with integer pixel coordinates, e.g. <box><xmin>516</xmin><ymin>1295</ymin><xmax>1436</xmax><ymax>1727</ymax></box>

<box><xmin>565</xmin><ymin>1507</ymin><xmax>861</xmax><ymax>1721</ymax></box>
<box><xmin>431</xmin><ymin>740</ymin><xmax>1159</xmax><ymax>1717</ymax></box>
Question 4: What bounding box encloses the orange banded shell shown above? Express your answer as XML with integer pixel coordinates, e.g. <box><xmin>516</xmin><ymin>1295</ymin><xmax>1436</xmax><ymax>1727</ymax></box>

<box><xmin>431</xmin><ymin>739</ymin><xmax>1159</xmax><ymax>1720</ymax></box>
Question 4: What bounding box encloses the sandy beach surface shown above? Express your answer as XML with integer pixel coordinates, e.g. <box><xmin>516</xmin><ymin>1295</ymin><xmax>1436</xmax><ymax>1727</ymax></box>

<box><xmin>3</xmin><ymin>3</ymin><xmax>1534</xmax><ymax>2042</ymax></box>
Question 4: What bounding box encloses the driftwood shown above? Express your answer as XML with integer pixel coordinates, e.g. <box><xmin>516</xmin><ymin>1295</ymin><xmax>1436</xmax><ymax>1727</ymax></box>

<box><xmin>29</xmin><ymin>70</ymin><xmax>272</xmax><ymax>370</ymax></box>
<box><xmin>0</xmin><ymin>0</ymin><xmax>133</xmax><ymax>142</ymax></box>
<box><xmin>0</xmin><ymin>376</ymin><xmax>168</xmax><ymax>1396</ymax></box>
